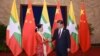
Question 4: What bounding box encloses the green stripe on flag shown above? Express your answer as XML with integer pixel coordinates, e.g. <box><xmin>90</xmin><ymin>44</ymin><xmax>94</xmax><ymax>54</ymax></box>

<box><xmin>48</xmin><ymin>27</ymin><xmax>51</xmax><ymax>32</ymax></box>
<box><xmin>41</xmin><ymin>16</ymin><xmax>47</xmax><ymax>23</ymax></box>
<box><xmin>68</xmin><ymin>16</ymin><xmax>74</xmax><ymax>24</ymax></box>
<box><xmin>11</xmin><ymin>15</ymin><xmax>17</xmax><ymax>23</ymax></box>
<box><xmin>18</xmin><ymin>26</ymin><xmax>21</xmax><ymax>31</ymax></box>
<box><xmin>71</xmin><ymin>32</ymin><xmax>78</xmax><ymax>43</ymax></box>
<box><xmin>14</xmin><ymin>32</ymin><xmax>21</xmax><ymax>47</ymax></box>
<box><xmin>43</xmin><ymin>32</ymin><xmax>51</xmax><ymax>38</ymax></box>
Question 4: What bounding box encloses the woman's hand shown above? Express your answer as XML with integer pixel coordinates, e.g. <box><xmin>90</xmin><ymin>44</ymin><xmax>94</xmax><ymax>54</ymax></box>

<box><xmin>43</xmin><ymin>39</ymin><xmax>48</xmax><ymax>44</ymax></box>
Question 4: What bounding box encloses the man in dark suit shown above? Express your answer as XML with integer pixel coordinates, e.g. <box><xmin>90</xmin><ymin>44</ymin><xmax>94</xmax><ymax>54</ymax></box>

<box><xmin>52</xmin><ymin>20</ymin><xmax>70</xmax><ymax>56</ymax></box>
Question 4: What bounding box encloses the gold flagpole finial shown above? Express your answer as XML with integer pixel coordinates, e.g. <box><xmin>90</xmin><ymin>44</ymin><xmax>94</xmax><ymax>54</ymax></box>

<box><xmin>54</xmin><ymin>0</ymin><xmax>57</xmax><ymax>4</ymax></box>
<box><xmin>80</xmin><ymin>0</ymin><xmax>85</xmax><ymax>2</ymax></box>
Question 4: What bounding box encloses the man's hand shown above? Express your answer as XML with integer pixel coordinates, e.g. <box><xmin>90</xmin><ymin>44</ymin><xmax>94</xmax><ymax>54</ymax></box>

<box><xmin>67</xmin><ymin>48</ymin><xmax>70</xmax><ymax>52</ymax></box>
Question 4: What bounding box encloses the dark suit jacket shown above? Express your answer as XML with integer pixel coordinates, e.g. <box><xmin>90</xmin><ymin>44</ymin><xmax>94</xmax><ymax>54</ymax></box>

<box><xmin>53</xmin><ymin>28</ymin><xmax>70</xmax><ymax>50</ymax></box>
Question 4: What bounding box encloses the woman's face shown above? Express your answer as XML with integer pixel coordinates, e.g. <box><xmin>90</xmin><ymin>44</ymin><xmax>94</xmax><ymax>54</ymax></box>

<box><xmin>39</xmin><ymin>25</ymin><xmax>43</xmax><ymax>32</ymax></box>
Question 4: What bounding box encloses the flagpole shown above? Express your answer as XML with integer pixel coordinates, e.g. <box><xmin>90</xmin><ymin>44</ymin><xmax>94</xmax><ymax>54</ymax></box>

<box><xmin>54</xmin><ymin>0</ymin><xmax>57</xmax><ymax>5</ymax></box>
<box><xmin>80</xmin><ymin>0</ymin><xmax>84</xmax><ymax>2</ymax></box>
<box><xmin>43</xmin><ymin>0</ymin><xmax>46</xmax><ymax>3</ymax></box>
<box><xmin>42</xmin><ymin>0</ymin><xmax>46</xmax><ymax>5</ymax></box>
<box><xmin>54</xmin><ymin>0</ymin><xmax>61</xmax><ymax>5</ymax></box>
<box><xmin>28</xmin><ymin>0</ymin><xmax>30</xmax><ymax>3</ymax></box>
<box><xmin>21</xmin><ymin>0</ymin><xmax>24</xmax><ymax>4</ymax></box>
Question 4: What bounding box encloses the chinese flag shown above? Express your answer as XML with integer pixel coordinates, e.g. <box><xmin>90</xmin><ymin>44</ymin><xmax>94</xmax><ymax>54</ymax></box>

<box><xmin>51</xmin><ymin>0</ymin><xmax>63</xmax><ymax>55</ymax></box>
<box><xmin>52</xmin><ymin>0</ymin><xmax>63</xmax><ymax>35</ymax></box>
<box><xmin>22</xmin><ymin>0</ymin><xmax>36</xmax><ymax>56</ymax></box>
<box><xmin>79</xmin><ymin>2</ymin><xmax>91</xmax><ymax>52</ymax></box>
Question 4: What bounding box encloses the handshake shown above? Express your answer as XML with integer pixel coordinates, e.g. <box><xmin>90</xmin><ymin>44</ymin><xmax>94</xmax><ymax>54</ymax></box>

<box><xmin>43</xmin><ymin>38</ymin><xmax>52</xmax><ymax>44</ymax></box>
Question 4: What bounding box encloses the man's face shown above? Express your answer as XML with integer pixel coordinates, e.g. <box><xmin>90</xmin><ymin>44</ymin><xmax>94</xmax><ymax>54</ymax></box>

<box><xmin>57</xmin><ymin>23</ymin><xmax>62</xmax><ymax>29</ymax></box>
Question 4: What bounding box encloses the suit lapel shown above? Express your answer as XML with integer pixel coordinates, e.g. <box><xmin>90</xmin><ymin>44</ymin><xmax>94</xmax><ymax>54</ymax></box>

<box><xmin>60</xmin><ymin>28</ymin><xmax>64</xmax><ymax>38</ymax></box>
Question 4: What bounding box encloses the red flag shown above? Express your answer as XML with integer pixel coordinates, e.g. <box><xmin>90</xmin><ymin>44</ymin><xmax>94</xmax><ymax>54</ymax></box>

<box><xmin>22</xmin><ymin>0</ymin><xmax>36</xmax><ymax>56</ymax></box>
<box><xmin>52</xmin><ymin>0</ymin><xmax>63</xmax><ymax>35</ymax></box>
<box><xmin>79</xmin><ymin>2</ymin><xmax>91</xmax><ymax>52</ymax></box>
<box><xmin>51</xmin><ymin>0</ymin><xmax>63</xmax><ymax>54</ymax></box>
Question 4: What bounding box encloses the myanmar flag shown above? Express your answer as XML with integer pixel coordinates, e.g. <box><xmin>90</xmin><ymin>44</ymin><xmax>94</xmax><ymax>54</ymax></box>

<box><xmin>6</xmin><ymin>0</ymin><xmax>22</xmax><ymax>56</ymax></box>
<box><xmin>79</xmin><ymin>2</ymin><xmax>91</xmax><ymax>52</ymax></box>
<box><xmin>22</xmin><ymin>0</ymin><xmax>36</xmax><ymax>56</ymax></box>
<box><xmin>67</xmin><ymin>1</ymin><xmax>78</xmax><ymax>53</ymax></box>
<box><xmin>40</xmin><ymin>0</ymin><xmax>53</xmax><ymax>55</ymax></box>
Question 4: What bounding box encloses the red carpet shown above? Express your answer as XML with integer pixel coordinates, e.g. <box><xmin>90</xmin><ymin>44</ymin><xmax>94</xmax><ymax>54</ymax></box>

<box><xmin>69</xmin><ymin>47</ymin><xmax>100</xmax><ymax>56</ymax></box>
<box><xmin>0</xmin><ymin>47</ymin><xmax>100</xmax><ymax>56</ymax></box>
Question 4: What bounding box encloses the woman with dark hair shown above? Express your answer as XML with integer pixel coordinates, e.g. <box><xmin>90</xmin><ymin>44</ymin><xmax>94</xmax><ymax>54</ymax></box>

<box><xmin>35</xmin><ymin>24</ymin><xmax>48</xmax><ymax>56</ymax></box>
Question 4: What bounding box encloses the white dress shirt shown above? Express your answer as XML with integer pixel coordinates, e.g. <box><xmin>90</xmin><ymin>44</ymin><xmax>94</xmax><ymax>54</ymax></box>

<box><xmin>58</xmin><ymin>28</ymin><xmax>63</xmax><ymax>38</ymax></box>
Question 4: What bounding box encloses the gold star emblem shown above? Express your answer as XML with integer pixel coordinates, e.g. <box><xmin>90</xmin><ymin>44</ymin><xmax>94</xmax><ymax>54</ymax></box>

<box><xmin>81</xmin><ymin>9</ymin><xmax>84</xmax><ymax>15</ymax></box>
<box><xmin>25</xmin><ymin>20</ymin><xmax>32</xmax><ymax>24</ymax></box>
